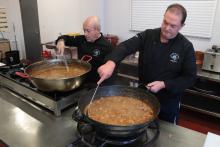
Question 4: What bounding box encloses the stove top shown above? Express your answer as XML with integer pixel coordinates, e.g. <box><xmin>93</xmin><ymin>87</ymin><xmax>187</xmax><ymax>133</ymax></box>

<box><xmin>0</xmin><ymin>65</ymin><xmax>93</xmax><ymax>116</ymax></box>
<box><xmin>68</xmin><ymin>121</ymin><xmax>159</xmax><ymax>147</ymax></box>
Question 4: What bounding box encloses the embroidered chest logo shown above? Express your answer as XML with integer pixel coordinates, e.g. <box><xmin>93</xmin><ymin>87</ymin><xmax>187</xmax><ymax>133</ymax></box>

<box><xmin>170</xmin><ymin>53</ymin><xmax>179</xmax><ymax>63</ymax></box>
<box><xmin>93</xmin><ymin>49</ymin><xmax>101</xmax><ymax>57</ymax></box>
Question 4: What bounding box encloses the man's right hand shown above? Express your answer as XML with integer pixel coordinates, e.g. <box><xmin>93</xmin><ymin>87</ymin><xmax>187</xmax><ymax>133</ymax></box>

<box><xmin>56</xmin><ymin>39</ymin><xmax>65</xmax><ymax>55</ymax></box>
<box><xmin>97</xmin><ymin>60</ymin><xmax>116</xmax><ymax>85</ymax></box>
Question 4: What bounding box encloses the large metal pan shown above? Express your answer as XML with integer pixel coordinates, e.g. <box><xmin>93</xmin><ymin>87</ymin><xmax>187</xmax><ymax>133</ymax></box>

<box><xmin>73</xmin><ymin>85</ymin><xmax>160</xmax><ymax>138</ymax></box>
<box><xmin>22</xmin><ymin>58</ymin><xmax>91</xmax><ymax>92</ymax></box>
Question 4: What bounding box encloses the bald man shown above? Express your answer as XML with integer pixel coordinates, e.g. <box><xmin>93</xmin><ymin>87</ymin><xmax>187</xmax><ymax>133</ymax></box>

<box><xmin>55</xmin><ymin>16</ymin><xmax>115</xmax><ymax>84</ymax></box>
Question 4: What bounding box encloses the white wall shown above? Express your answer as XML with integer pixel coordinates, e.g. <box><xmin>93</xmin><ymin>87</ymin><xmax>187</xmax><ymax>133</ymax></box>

<box><xmin>104</xmin><ymin>0</ymin><xmax>136</xmax><ymax>42</ymax></box>
<box><xmin>0</xmin><ymin>0</ymin><xmax>103</xmax><ymax>59</ymax></box>
<box><xmin>38</xmin><ymin>0</ymin><xmax>104</xmax><ymax>43</ymax></box>
<box><xmin>104</xmin><ymin>0</ymin><xmax>220</xmax><ymax>51</ymax></box>
<box><xmin>0</xmin><ymin>0</ymin><xmax>25</xmax><ymax>59</ymax></box>
<box><xmin>77</xmin><ymin>0</ymin><xmax>104</xmax><ymax>31</ymax></box>
<box><xmin>187</xmin><ymin>0</ymin><xmax>220</xmax><ymax>51</ymax></box>
<box><xmin>3</xmin><ymin>0</ymin><xmax>220</xmax><ymax>60</ymax></box>
<box><xmin>38</xmin><ymin>0</ymin><xmax>81</xmax><ymax>43</ymax></box>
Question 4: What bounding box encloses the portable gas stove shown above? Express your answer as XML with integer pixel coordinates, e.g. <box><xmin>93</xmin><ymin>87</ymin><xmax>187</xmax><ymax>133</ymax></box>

<box><xmin>0</xmin><ymin>64</ymin><xmax>91</xmax><ymax>116</ymax></box>
<box><xmin>68</xmin><ymin>121</ymin><xmax>159</xmax><ymax>147</ymax></box>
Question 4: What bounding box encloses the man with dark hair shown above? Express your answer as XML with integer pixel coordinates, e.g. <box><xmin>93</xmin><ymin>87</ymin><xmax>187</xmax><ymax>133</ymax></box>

<box><xmin>56</xmin><ymin>16</ymin><xmax>115</xmax><ymax>84</ymax></box>
<box><xmin>97</xmin><ymin>3</ymin><xmax>196</xmax><ymax>123</ymax></box>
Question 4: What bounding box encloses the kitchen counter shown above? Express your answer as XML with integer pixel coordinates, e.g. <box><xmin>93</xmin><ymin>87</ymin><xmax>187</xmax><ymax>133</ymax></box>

<box><xmin>197</xmin><ymin>69</ymin><xmax>220</xmax><ymax>83</ymax></box>
<box><xmin>0</xmin><ymin>87</ymin><xmax>206</xmax><ymax>147</ymax></box>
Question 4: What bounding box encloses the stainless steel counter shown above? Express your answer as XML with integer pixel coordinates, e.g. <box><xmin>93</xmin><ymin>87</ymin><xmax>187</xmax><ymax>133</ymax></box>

<box><xmin>0</xmin><ymin>87</ymin><xmax>206</xmax><ymax>147</ymax></box>
<box><xmin>121</xmin><ymin>55</ymin><xmax>139</xmax><ymax>66</ymax></box>
<box><xmin>197</xmin><ymin>69</ymin><xmax>220</xmax><ymax>82</ymax></box>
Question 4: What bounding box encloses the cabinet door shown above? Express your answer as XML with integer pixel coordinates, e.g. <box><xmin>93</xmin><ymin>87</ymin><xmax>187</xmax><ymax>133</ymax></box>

<box><xmin>182</xmin><ymin>78</ymin><xmax>220</xmax><ymax>118</ymax></box>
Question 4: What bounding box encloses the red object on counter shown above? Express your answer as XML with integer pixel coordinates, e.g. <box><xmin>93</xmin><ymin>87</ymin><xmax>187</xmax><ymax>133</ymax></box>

<box><xmin>81</xmin><ymin>55</ymin><xmax>92</xmax><ymax>62</ymax></box>
<box><xmin>41</xmin><ymin>50</ymin><xmax>52</xmax><ymax>59</ymax></box>
<box><xmin>104</xmin><ymin>34</ymin><xmax>119</xmax><ymax>48</ymax></box>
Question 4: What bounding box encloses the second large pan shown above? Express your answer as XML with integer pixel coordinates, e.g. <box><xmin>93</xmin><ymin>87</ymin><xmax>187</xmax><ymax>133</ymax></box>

<box><xmin>23</xmin><ymin>58</ymin><xmax>91</xmax><ymax>92</ymax></box>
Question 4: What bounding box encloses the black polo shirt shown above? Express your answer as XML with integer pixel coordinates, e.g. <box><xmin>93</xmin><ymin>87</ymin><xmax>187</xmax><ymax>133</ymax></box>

<box><xmin>107</xmin><ymin>28</ymin><xmax>196</xmax><ymax>98</ymax></box>
<box><xmin>56</xmin><ymin>34</ymin><xmax>113</xmax><ymax>83</ymax></box>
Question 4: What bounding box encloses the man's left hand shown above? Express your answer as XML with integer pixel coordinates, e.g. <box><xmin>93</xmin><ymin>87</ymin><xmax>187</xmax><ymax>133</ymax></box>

<box><xmin>146</xmin><ymin>81</ymin><xmax>165</xmax><ymax>93</ymax></box>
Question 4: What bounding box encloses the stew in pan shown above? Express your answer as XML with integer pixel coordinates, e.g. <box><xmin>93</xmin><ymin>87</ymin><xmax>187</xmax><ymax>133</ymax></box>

<box><xmin>86</xmin><ymin>96</ymin><xmax>154</xmax><ymax>126</ymax></box>
<box><xmin>30</xmin><ymin>63</ymin><xmax>88</xmax><ymax>79</ymax></box>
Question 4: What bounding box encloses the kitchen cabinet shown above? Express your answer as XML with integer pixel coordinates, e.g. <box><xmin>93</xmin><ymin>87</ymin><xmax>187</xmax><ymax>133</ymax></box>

<box><xmin>182</xmin><ymin>71</ymin><xmax>220</xmax><ymax>118</ymax></box>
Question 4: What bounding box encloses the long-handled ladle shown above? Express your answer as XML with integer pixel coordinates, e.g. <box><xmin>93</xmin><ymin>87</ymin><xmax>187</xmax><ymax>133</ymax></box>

<box><xmin>62</xmin><ymin>55</ymin><xmax>69</xmax><ymax>72</ymax></box>
<box><xmin>86</xmin><ymin>84</ymin><xmax>100</xmax><ymax>114</ymax></box>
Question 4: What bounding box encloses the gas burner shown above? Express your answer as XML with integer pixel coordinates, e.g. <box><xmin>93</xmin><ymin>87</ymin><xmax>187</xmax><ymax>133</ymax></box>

<box><xmin>0</xmin><ymin>66</ymin><xmax>94</xmax><ymax>116</ymax></box>
<box><xmin>68</xmin><ymin>121</ymin><xmax>159</xmax><ymax>147</ymax></box>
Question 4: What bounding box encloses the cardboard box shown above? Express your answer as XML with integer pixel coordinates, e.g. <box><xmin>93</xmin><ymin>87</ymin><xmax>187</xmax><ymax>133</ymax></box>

<box><xmin>0</xmin><ymin>39</ymin><xmax>10</xmax><ymax>59</ymax></box>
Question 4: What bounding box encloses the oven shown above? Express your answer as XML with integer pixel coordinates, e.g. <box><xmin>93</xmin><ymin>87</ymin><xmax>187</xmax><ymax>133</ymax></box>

<box><xmin>182</xmin><ymin>76</ymin><xmax>220</xmax><ymax>118</ymax></box>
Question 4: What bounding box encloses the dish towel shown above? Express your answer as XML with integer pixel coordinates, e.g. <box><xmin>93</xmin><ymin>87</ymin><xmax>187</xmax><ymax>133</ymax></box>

<box><xmin>203</xmin><ymin>132</ymin><xmax>220</xmax><ymax>147</ymax></box>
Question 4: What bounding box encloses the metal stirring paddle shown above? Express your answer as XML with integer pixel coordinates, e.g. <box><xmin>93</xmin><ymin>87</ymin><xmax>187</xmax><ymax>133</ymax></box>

<box><xmin>62</xmin><ymin>55</ymin><xmax>69</xmax><ymax>72</ymax></box>
<box><xmin>87</xmin><ymin>84</ymin><xmax>100</xmax><ymax>114</ymax></box>
<box><xmin>55</xmin><ymin>44</ymin><xmax>69</xmax><ymax>72</ymax></box>
<box><xmin>56</xmin><ymin>54</ymin><xmax>69</xmax><ymax>72</ymax></box>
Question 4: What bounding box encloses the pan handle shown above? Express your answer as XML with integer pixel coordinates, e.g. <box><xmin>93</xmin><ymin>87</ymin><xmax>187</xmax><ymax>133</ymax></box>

<box><xmin>144</xmin><ymin>120</ymin><xmax>160</xmax><ymax>146</ymax></box>
<box><xmin>72</xmin><ymin>106</ymin><xmax>84</xmax><ymax>122</ymax></box>
<box><xmin>138</xmin><ymin>83</ymin><xmax>151</xmax><ymax>92</ymax></box>
<box><xmin>81</xmin><ymin>55</ymin><xmax>92</xmax><ymax>62</ymax></box>
<box><xmin>77</xmin><ymin>122</ymin><xmax>94</xmax><ymax>136</ymax></box>
<box><xmin>15</xmin><ymin>71</ymin><xmax>30</xmax><ymax>79</ymax></box>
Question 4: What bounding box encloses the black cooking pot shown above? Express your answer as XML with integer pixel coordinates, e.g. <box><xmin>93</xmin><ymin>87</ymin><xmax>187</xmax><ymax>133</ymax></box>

<box><xmin>73</xmin><ymin>85</ymin><xmax>160</xmax><ymax>138</ymax></box>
